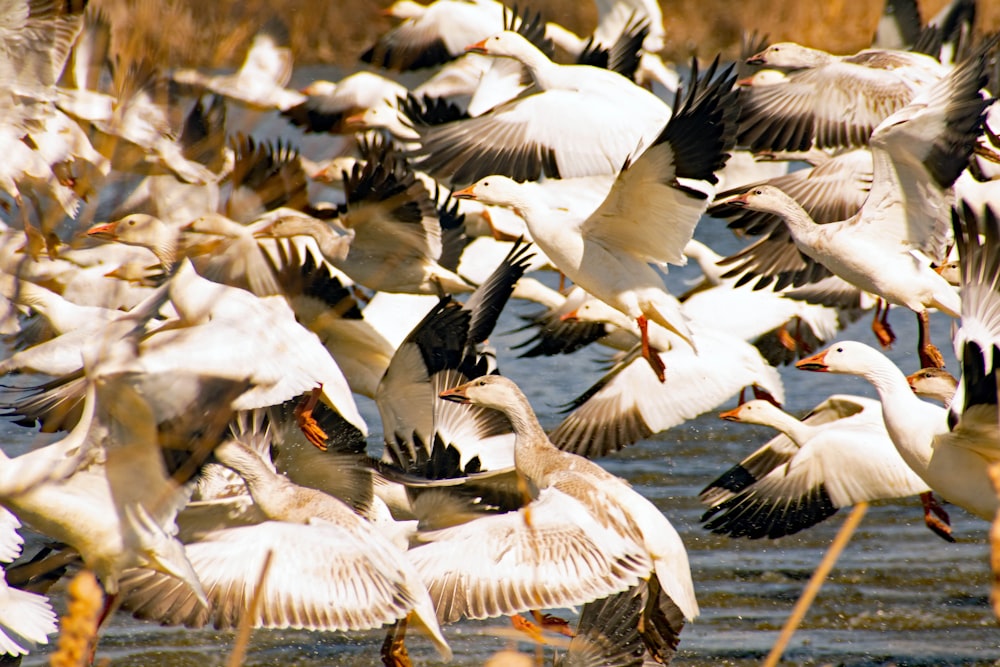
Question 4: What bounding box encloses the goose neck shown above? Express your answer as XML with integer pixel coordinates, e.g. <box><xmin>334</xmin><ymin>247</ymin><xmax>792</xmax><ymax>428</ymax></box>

<box><xmin>763</xmin><ymin>410</ymin><xmax>815</xmax><ymax>446</ymax></box>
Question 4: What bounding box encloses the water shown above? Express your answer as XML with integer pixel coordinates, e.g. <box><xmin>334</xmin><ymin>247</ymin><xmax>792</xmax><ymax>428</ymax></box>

<box><xmin>12</xmin><ymin>65</ymin><xmax>1000</xmax><ymax>666</ymax></box>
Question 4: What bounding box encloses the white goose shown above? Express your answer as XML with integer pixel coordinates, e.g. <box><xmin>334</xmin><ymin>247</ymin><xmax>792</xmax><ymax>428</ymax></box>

<box><xmin>738</xmin><ymin>41</ymin><xmax>949</xmax><ymax>152</ymax></box>
<box><xmin>170</xmin><ymin>20</ymin><xmax>305</xmax><ymax>111</ymax></box>
<box><xmin>546</xmin><ymin>294</ymin><xmax>785</xmax><ymax>457</ymax></box>
<box><xmin>701</xmin><ymin>397</ymin><xmax>947</xmax><ymax>540</ymax></box>
<box><xmin>795</xmin><ymin>340</ymin><xmax>997</xmax><ymax>520</ymax></box>
<box><xmin>454</xmin><ymin>60</ymin><xmax>739</xmax><ymax>380</ymax></box>
<box><xmin>721</xmin><ymin>45</ymin><xmax>992</xmax><ymax>368</ymax></box>
<box><xmin>438</xmin><ymin>374</ymin><xmax>699</xmax><ymax>623</ymax></box>
<box><xmin>119</xmin><ymin>440</ymin><xmax>452</xmax><ymax>661</ymax></box>
<box><xmin>0</xmin><ymin>372</ymin><xmax>209</xmax><ymax>613</ymax></box>
<box><xmin>410</xmin><ymin>29</ymin><xmax>674</xmax><ymax>184</ymax></box>
<box><xmin>282</xmin><ymin>72</ymin><xmax>408</xmax><ymax>135</ymax></box>
<box><xmin>794</xmin><ymin>202</ymin><xmax>1000</xmax><ymax>521</ymax></box>
<box><xmin>360</xmin><ymin>0</ymin><xmax>506</xmax><ymax>72</ymax></box>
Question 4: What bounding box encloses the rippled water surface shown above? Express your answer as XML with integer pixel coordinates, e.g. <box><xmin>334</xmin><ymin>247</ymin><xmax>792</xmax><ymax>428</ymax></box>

<box><xmin>12</xmin><ymin>66</ymin><xmax>1000</xmax><ymax>666</ymax></box>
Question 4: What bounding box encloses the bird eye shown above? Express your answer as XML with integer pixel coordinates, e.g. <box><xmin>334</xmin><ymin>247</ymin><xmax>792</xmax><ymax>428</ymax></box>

<box><xmin>478</xmin><ymin>379</ymin><xmax>487</xmax><ymax>386</ymax></box>
<box><xmin>483</xmin><ymin>181</ymin><xmax>489</xmax><ymax>186</ymax></box>
<box><xmin>836</xmin><ymin>347</ymin><xmax>843</xmax><ymax>352</ymax></box>
<box><xmin>754</xmin><ymin>189</ymin><xmax>763</xmax><ymax>195</ymax></box>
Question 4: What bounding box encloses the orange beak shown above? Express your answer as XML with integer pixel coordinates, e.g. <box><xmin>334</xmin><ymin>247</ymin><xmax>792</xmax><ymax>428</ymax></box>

<box><xmin>86</xmin><ymin>222</ymin><xmax>117</xmax><ymax>238</ymax></box>
<box><xmin>795</xmin><ymin>350</ymin><xmax>829</xmax><ymax>372</ymax></box>
<box><xmin>342</xmin><ymin>111</ymin><xmax>367</xmax><ymax>129</ymax></box>
<box><xmin>452</xmin><ymin>185</ymin><xmax>477</xmax><ymax>200</ymax></box>
<box><xmin>439</xmin><ymin>386</ymin><xmax>470</xmax><ymax>403</ymax></box>
<box><xmin>559</xmin><ymin>308</ymin><xmax>579</xmax><ymax>322</ymax></box>
<box><xmin>718</xmin><ymin>407</ymin><xmax>742</xmax><ymax>422</ymax></box>
<box><xmin>736</xmin><ymin>76</ymin><xmax>756</xmax><ymax>86</ymax></box>
<box><xmin>723</xmin><ymin>191</ymin><xmax>751</xmax><ymax>208</ymax></box>
<box><xmin>465</xmin><ymin>39</ymin><xmax>489</xmax><ymax>54</ymax></box>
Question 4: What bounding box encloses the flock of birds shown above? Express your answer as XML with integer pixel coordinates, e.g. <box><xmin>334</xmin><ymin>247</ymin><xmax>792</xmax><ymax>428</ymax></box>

<box><xmin>1</xmin><ymin>0</ymin><xmax>999</xmax><ymax>664</ymax></box>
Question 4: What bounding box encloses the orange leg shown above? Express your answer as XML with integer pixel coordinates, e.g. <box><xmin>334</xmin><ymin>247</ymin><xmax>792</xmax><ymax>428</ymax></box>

<box><xmin>380</xmin><ymin>617</ymin><xmax>412</xmax><ymax>667</ymax></box>
<box><xmin>533</xmin><ymin>610</ymin><xmax>575</xmax><ymax>638</ymax></box>
<box><xmin>511</xmin><ymin>614</ymin><xmax>545</xmax><ymax>643</ymax></box>
<box><xmin>637</xmin><ymin>316</ymin><xmax>666</xmax><ymax>383</ymax></box>
<box><xmin>916</xmin><ymin>311</ymin><xmax>946</xmax><ymax>370</ymax></box>
<box><xmin>294</xmin><ymin>386</ymin><xmax>329</xmax><ymax>451</ymax></box>
<box><xmin>920</xmin><ymin>491</ymin><xmax>955</xmax><ymax>542</ymax></box>
<box><xmin>510</xmin><ymin>611</ymin><xmax>575</xmax><ymax>643</ymax></box>
<box><xmin>776</xmin><ymin>325</ymin><xmax>797</xmax><ymax>352</ymax></box>
<box><xmin>871</xmin><ymin>299</ymin><xmax>896</xmax><ymax>348</ymax></box>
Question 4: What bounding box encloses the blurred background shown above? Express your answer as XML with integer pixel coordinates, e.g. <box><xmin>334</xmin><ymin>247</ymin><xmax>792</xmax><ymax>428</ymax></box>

<box><xmin>91</xmin><ymin>0</ymin><xmax>1000</xmax><ymax>69</ymax></box>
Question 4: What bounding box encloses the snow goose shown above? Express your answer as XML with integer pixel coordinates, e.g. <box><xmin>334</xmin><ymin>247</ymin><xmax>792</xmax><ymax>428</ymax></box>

<box><xmin>376</xmin><ymin>239</ymin><xmax>533</xmax><ymax>473</ymax></box>
<box><xmin>408</xmin><ymin>29</ymin><xmax>674</xmax><ymax>184</ymax></box>
<box><xmin>104</xmin><ymin>95</ymin><xmax>227</xmax><ymax>227</ymax></box>
<box><xmin>700</xmin><ymin>397</ymin><xmax>948</xmax><ymax>540</ymax></box>
<box><xmin>60</xmin><ymin>60</ymin><xmax>219</xmax><ymax>186</ymax></box>
<box><xmin>360</xmin><ymin>0</ymin><xmax>506</xmax><ymax>72</ymax></box>
<box><xmin>257</xmin><ymin>140</ymin><xmax>473</xmax><ymax>295</ymax></box>
<box><xmin>281</xmin><ymin>72</ymin><xmax>408</xmax><ymax>135</ymax></box>
<box><xmin>153</xmin><ymin>261</ymin><xmax>365</xmax><ymax>429</ymax></box>
<box><xmin>408</xmin><ymin>12</ymin><xmax>539</xmax><ymax>114</ymax></box>
<box><xmin>737</xmin><ymin>41</ymin><xmax>949</xmax><ymax>152</ymax></box>
<box><xmin>119</xmin><ymin>439</ymin><xmax>452</xmax><ymax>661</ymax></box>
<box><xmin>719</xmin><ymin>45</ymin><xmax>993</xmax><ymax>368</ymax></box>
<box><xmin>86</xmin><ymin>208</ymin><xmax>330</xmax><ymax>298</ymax></box>
<box><xmin>170</xmin><ymin>19</ymin><xmax>306</xmax><ymax>111</ymax></box>
<box><xmin>2</xmin><ymin>261</ymin><xmax>367</xmax><ymax>439</ymax></box>
<box><xmin>680</xmin><ymin>239</ymin><xmax>862</xmax><ymax>366</ymax></box>
<box><xmin>454</xmin><ymin>58</ymin><xmax>739</xmax><ymax>380</ymax></box>
<box><xmin>0</xmin><ymin>0</ymin><xmax>88</xmax><ymax>97</ymax></box>
<box><xmin>793</xmin><ymin>202</ymin><xmax>1000</xmax><ymax>521</ymax></box>
<box><xmin>710</xmin><ymin>147</ymin><xmax>874</xmax><ymax>292</ymax></box>
<box><xmin>0</xmin><ymin>370</ymin><xmax>209</xmax><ymax>614</ymax></box>
<box><xmin>438</xmin><ymin>374</ymin><xmax>699</xmax><ymax>623</ymax></box>
<box><xmin>795</xmin><ymin>339</ymin><xmax>997</xmax><ymax>520</ymax></box>
<box><xmin>544</xmin><ymin>295</ymin><xmax>784</xmax><ymax>456</ymax></box>
<box><xmin>907</xmin><ymin>366</ymin><xmax>959</xmax><ymax>405</ymax></box>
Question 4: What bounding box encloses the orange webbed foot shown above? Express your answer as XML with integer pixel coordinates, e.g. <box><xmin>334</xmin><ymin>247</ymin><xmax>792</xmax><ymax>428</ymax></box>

<box><xmin>294</xmin><ymin>386</ymin><xmax>328</xmax><ymax>451</ymax></box>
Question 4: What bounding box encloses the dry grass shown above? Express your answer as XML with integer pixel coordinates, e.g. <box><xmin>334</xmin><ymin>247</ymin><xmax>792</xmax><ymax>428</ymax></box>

<box><xmin>93</xmin><ymin>0</ymin><xmax>1000</xmax><ymax>70</ymax></box>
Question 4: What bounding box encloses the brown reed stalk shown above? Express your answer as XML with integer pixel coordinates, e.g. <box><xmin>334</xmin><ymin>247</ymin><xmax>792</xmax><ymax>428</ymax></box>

<box><xmin>988</xmin><ymin>462</ymin><xmax>1000</xmax><ymax>622</ymax></box>
<box><xmin>50</xmin><ymin>570</ymin><xmax>104</xmax><ymax>667</ymax></box>
<box><xmin>762</xmin><ymin>501</ymin><xmax>869</xmax><ymax>667</ymax></box>
<box><xmin>226</xmin><ymin>549</ymin><xmax>274</xmax><ymax>667</ymax></box>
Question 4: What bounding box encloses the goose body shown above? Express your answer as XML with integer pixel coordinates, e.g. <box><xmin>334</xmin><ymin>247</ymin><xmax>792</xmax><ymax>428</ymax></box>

<box><xmin>796</xmin><ymin>340</ymin><xmax>997</xmax><ymax>519</ymax></box>
<box><xmin>701</xmin><ymin>397</ymin><xmax>931</xmax><ymax>539</ymax></box>
<box><xmin>410</xmin><ymin>30</ymin><xmax>674</xmax><ymax>184</ymax></box>
<box><xmin>738</xmin><ymin>41</ymin><xmax>949</xmax><ymax>152</ymax></box>
<box><xmin>439</xmin><ymin>374</ymin><xmax>698</xmax><ymax>622</ymax></box>
<box><xmin>454</xmin><ymin>59</ymin><xmax>739</xmax><ymax>379</ymax></box>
